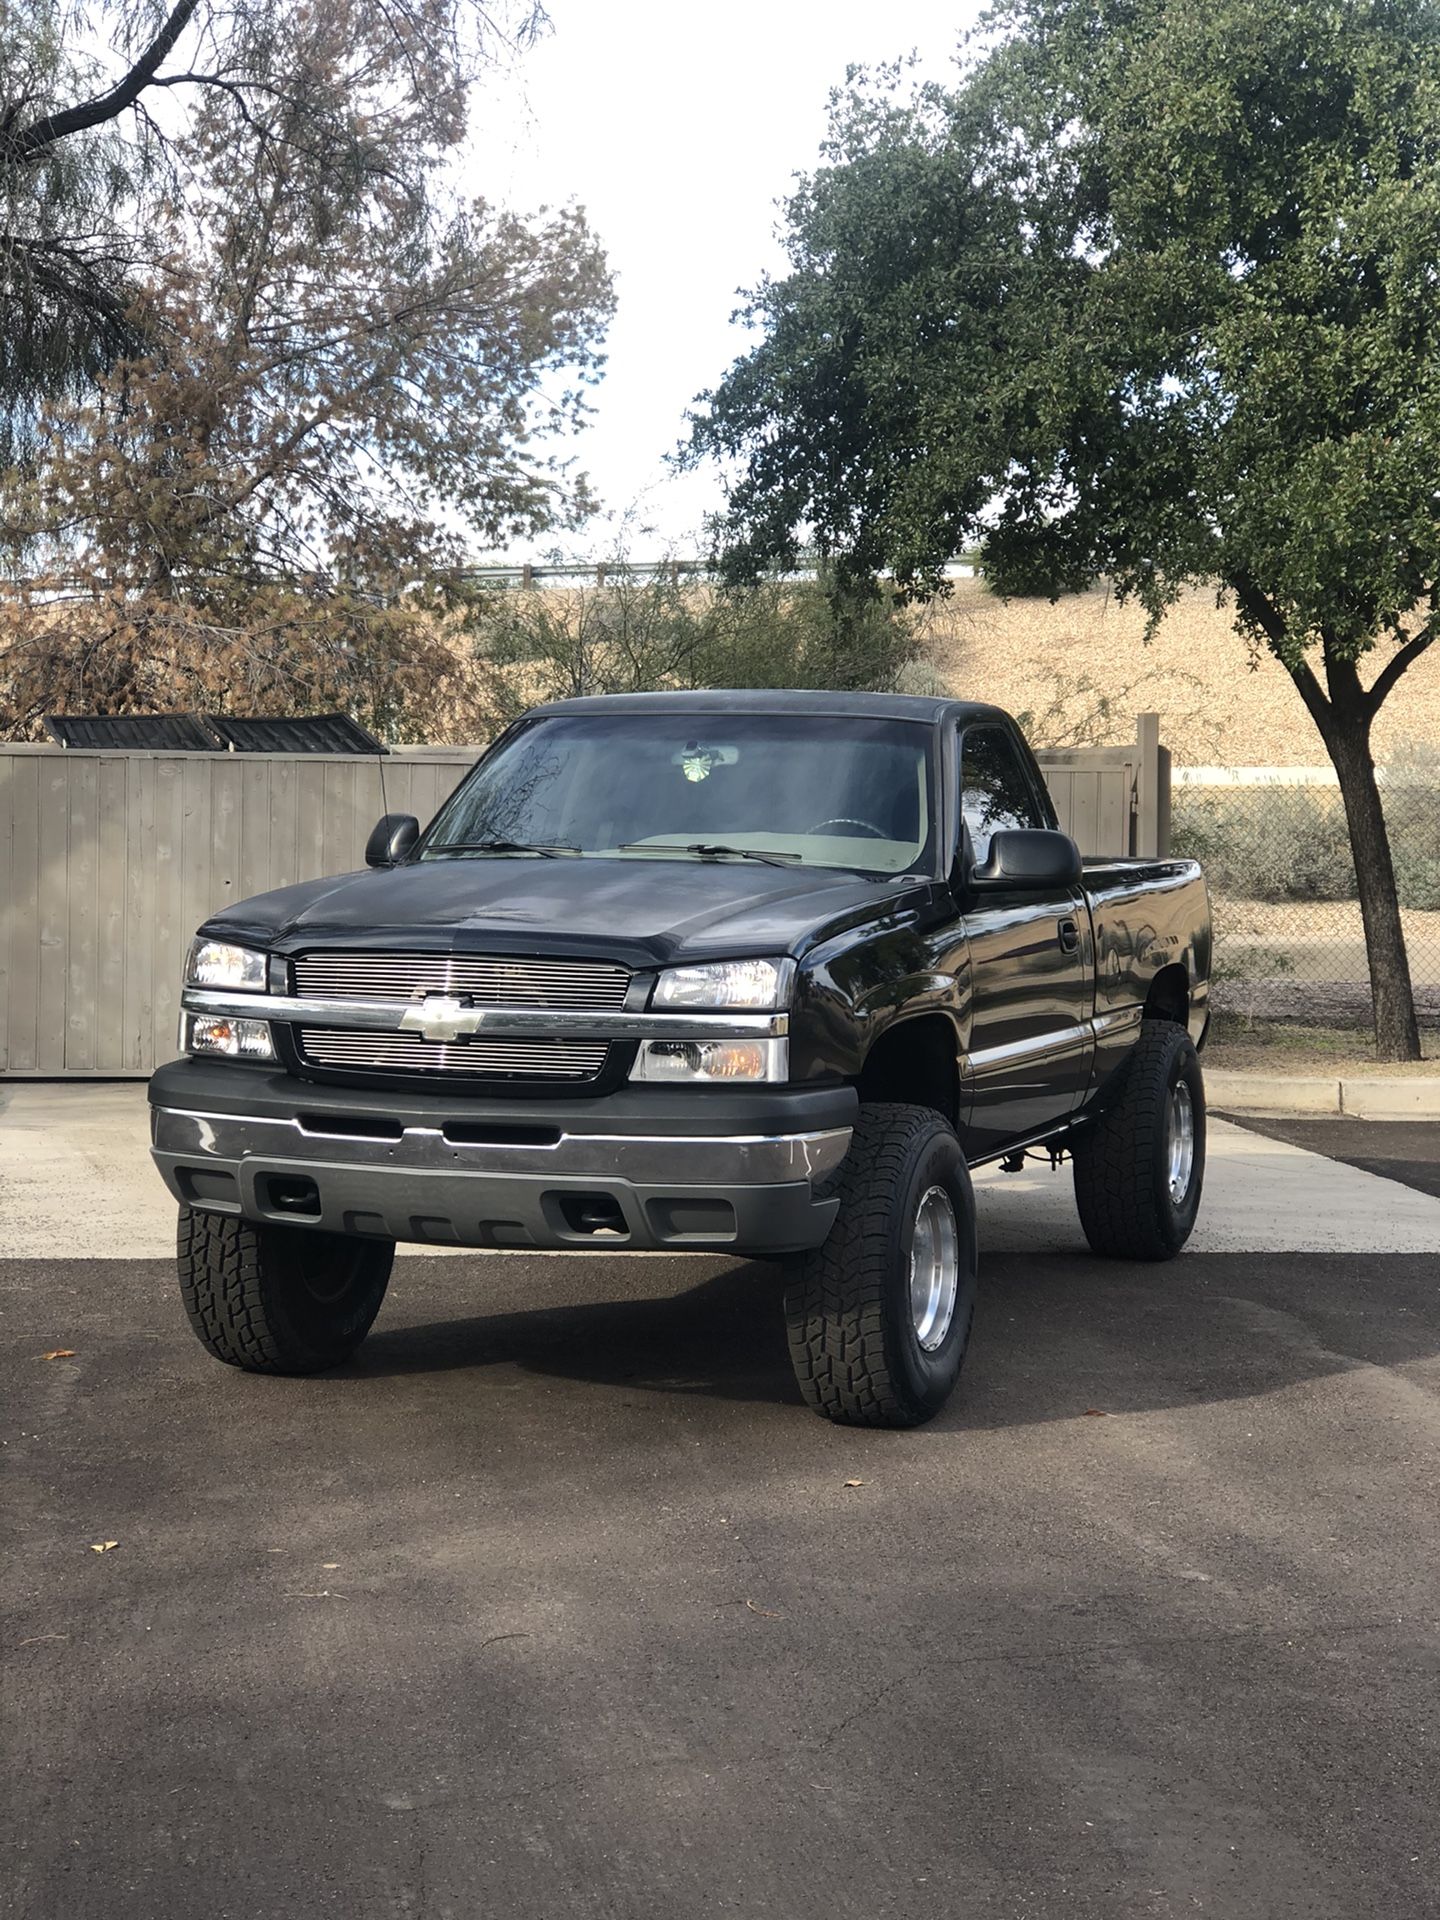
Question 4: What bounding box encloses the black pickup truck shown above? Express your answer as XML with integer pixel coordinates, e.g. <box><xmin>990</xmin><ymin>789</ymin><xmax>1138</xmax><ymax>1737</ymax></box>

<box><xmin>149</xmin><ymin>691</ymin><xmax>1211</xmax><ymax>1427</ymax></box>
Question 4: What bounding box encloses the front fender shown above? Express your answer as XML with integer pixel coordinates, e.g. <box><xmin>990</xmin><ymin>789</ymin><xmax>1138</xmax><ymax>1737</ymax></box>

<box><xmin>790</xmin><ymin>915</ymin><xmax>970</xmax><ymax>1083</ymax></box>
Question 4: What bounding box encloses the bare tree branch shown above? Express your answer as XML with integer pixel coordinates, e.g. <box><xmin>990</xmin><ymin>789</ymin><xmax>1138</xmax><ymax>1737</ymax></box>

<box><xmin>1365</xmin><ymin>629</ymin><xmax>1435</xmax><ymax>717</ymax></box>
<box><xmin>9</xmin><ymin>0</ymin><xmax>204</xmax><ymax>161</ymax></box>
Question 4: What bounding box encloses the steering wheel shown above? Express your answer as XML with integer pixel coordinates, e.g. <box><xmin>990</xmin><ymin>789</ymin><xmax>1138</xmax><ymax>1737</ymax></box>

<box><xmin>806</xmin><ymin>815</ymin><xmax>888</xmax><ymax>839</ymax></box>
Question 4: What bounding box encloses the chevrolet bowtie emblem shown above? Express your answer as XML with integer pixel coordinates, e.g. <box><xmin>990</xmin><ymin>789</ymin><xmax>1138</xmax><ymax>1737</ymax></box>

<box><xmin>398</xmin><ymin>995</ymin><xmax>486</xmax><ymax>1043</ymax></box>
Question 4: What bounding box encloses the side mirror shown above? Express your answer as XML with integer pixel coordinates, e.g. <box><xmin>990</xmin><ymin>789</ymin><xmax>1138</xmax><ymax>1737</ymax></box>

<box><xmin>365</xmin><ymin>812</ymin><xmax>420</xmax><ymax>868</ymax></box>
<box><xmin>969</xmin><ymin>828</ymin><xmax>1082</xmax><ymax>892</ymax></box>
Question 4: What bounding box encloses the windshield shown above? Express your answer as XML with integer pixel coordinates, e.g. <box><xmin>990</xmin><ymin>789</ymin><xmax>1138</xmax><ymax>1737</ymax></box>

<box><xmin>422</xmin><ymin>712</ymin><xmax>934</xmax><ymax>875</ymax></box>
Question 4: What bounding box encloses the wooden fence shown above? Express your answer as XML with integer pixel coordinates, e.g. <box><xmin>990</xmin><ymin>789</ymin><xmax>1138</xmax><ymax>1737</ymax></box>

<box><xmin>1040</xmin><ymin>712</ymin><xmax>1170</xmax><ymax>860</ymax></box>
<box><xmin>0</xmin><ymin>719</ymin><xmax>1167</xmax><ymax>1076</ymax></box>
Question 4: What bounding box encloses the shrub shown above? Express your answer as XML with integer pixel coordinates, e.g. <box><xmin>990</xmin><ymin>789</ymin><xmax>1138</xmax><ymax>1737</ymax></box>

<box><xmin>462</xmin><ymin>561</ymin><xmax>921</xmax><ymax>731</ymax></box>
<box><xmin>1171</xmin><ymin>786</ymin><xmax>1356</xmax><ymax>902</ymax></box>
<box><xmin>1384</xmin><ymin>742</ymin><xmax>1440</xmax><ymax>910</ymax></box>
<box><xmin>1392</xmin><ymin>847</ymin><xmax>1440</xmax><ymax>911</ymax></box>
<box><xmin>1172</xmin><ymin>767</ymin><xmax>1440</xmax><ymax>912</ymax></box>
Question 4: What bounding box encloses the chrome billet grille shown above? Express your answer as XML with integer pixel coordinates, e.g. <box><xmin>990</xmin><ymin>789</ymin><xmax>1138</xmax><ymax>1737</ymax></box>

<box><xmin>297</xmin><ymin>1029</ymin><xmax>608</xmax><ymax>1079</ymax></box>
<box><xmin>291</xmin><ymin>951</ymin><xmax>630</xmax><ymax>1009</ymax></box>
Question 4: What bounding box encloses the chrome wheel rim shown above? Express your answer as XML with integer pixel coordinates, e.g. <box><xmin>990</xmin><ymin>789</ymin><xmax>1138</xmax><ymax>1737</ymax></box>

<box><xmin>909</xmin><ymin>1185</ymin><xmax>960</xmax><ymax>1352</ymax></box>
<box><xmin>1167</xmin><ymin>1081</ymin><xmax>1196</xmax><ymax>1206</ymax></box>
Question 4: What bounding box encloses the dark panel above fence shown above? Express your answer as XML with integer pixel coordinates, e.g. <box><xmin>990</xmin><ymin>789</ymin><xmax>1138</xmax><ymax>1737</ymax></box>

<box><xmin>42</xmin><ymin>710</ymin><xmax>388</xmax><ymax>755</ymax></box>
<box><xmin>205</xmin><ymin>713</ymin><xmax>387</xmax><ymax>755</ymax></box>
<box><xmin>45</xmin><ymin>712</ymin><xmax>218</xmax><ymax>751</ymax></box>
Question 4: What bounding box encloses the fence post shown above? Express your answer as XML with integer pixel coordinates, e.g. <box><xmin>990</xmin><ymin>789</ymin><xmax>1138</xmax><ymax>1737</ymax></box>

<box><xmin>1133</xmin><ymin>712</ymin><xmax>1171</xmax><ymax>857</ymax></box>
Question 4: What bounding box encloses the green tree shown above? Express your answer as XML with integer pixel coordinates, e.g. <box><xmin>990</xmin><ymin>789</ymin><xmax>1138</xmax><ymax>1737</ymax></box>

<box><xmin>691</xmin><ymin>0</ymin><xmax>1440</xmax><ymax>1059</ymax></box>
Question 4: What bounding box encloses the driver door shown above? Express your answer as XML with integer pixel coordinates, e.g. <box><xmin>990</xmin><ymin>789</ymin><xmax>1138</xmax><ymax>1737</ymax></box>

<box><xmin>959</xmin><ymin>724</ymin><xmax>1093</xmax><ymax>1157</ymax></box>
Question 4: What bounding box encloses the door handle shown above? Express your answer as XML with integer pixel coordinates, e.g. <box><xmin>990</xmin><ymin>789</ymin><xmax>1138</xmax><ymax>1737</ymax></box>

<box><xmin>1057</xmin><ymin>917</ymin><xmax>1080</xmax><ymax>954</ymax></box>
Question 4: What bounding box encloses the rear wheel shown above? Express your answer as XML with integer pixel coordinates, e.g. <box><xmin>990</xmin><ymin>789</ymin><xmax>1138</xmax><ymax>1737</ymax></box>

<box><xmin>178</xmin><ymin>1208</ymin><xmax>393</xmax><ymax>1373</ymax></box>
<box><xmin>1071</xmin><ymin>1020</ymin><xmax>1205</xmax><ymax>1260</ymax></box>
<box><xmin>783</xmin><ymin>1103</ymin><xmax>979</xmax><ymax>1428</ymax></box>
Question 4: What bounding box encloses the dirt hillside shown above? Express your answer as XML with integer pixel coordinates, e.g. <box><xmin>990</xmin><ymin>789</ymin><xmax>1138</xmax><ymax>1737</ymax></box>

<box><xmin>918</xmin><ymin>581</ymin><xmax>1440</xmax><ymax>768</ymax></box>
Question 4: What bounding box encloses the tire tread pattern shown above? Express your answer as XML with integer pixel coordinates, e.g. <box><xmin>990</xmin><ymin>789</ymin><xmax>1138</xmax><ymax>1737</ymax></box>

<box><xmin>177</xmin><ymin>1208</ymin><xmax>391</xmax><ymax>1374</ymax></box>
<box><xmin>784</xmin><ymin>1103</ymin><xmax>967</xmax><ymax>1429</ymax></box>
<box><xmin>1071</xmin><ymin>1020</ymin><xmax>1203</xmax><ymax>1261</ymax></box>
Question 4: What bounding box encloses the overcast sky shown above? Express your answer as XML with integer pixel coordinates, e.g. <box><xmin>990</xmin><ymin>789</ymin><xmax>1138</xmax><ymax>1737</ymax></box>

<box><xmin>466</xmin><ymin>2</ymin><xmax>977</xmax><ymax>560</ymax></box>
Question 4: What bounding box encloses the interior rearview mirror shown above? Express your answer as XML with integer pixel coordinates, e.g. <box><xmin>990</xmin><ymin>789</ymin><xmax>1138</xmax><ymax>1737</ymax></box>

<box><xmin>969</xmin><ymin>828</ymin><xmax>1082</xmax><ymax>892</ymax></box>
<box><xmin>365</xmin><ymin>812</ymin><xmax>420</xmax><ymax>868</ymax></box>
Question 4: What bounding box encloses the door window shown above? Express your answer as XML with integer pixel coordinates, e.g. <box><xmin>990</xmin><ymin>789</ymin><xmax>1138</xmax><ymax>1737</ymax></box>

<box><xmin>960</xmin><ymin>727</ymin><xmax>1044</xmax><ymax>862</ymax></box>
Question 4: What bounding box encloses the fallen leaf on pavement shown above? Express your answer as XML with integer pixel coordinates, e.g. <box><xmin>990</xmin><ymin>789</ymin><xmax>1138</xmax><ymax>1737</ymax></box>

<box><xmin>89</xmin><ymin>1541</ymin><xmax>118</xmax><ymax>1553</ymax></box>
<box><xmin>842</xmin><ymin>1478</ymin><xmax>868</xmax><ymax>1488</ymax></box>
<box><xmin>41</xmin><ymin>1350</ymin><xmax>76</xmax><ymax>1361</ymax></box>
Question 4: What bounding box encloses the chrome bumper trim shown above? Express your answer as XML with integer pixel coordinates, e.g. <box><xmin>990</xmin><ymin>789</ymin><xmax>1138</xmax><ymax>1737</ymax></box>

<box><xmin>181</xmin><ymin>989</ymin><xmax>788</xmax><ymax>1043</ymax></box>
<box><xmin>151</xmin><ymin>1106</ymin><xmax>852</xmax><ymax>1186</ymax></box>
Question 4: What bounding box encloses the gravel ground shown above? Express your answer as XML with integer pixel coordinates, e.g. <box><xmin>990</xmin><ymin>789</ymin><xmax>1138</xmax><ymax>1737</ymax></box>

<box><xmin>1211</xmin><ymin>980</ymin><xmax>1440</xmax><ymax>1023</ymax></box>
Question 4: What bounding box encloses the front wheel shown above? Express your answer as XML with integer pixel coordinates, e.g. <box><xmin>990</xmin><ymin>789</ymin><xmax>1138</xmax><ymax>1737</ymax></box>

<box><xmin>1071</xmin><ymin>1020</ymin><xmax>1205</xmax><ymax>1260</ymax></box>
<box><xmin>178</xmin><ymin>1208</ymin><xmax>393</xmax><ymax>1373</ymax></box>
<box><xmin>783</xmin><ymin>1103</ymin><xmax>979</xmax><ymax>1428</ymax></box>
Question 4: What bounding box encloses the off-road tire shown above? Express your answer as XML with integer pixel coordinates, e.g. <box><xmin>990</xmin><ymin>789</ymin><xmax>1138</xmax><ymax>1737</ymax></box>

<box><xmin>177</xmin><ymin>1208</ymin><xmax>393</xmax><ymax>1374</ymax></box>
<box><xmin>783</xmin><ymin>1103</ymin><xmax>979</xmax><ymax>1429</ymax></box>
<box><xmin>1071</xmin><ymin>1019</ymin><xmax>1205</xmax><ymax>1261</ymax></box>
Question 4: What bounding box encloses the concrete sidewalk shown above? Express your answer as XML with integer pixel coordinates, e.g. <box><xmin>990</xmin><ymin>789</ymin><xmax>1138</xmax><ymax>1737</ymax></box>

<box><xmin>4</xmin><ymin>1080</ymin><xmax>1439</xmax><ymax>1261</ymax></box>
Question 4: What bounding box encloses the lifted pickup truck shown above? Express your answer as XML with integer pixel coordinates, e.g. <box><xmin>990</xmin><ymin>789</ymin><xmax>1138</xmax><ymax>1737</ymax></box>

<box><xmin>149</xmin><ymin>691</ymin><xmax>1211</xmax><ymax>1427</ymax></box>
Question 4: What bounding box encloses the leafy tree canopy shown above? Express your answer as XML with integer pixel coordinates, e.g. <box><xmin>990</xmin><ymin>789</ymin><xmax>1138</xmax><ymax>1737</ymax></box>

<box><xmin>0</xmin><ymin>0</ymin><xmax>612</xmax><ymax>733</ymax></box>
<box><xmin>0</xmin><ymin>1</ymin><xmax>547</xmax><ymax>458</ymax></box>
<box><xmin>3</xmin><ymin>0</ymin><xmax>610</xmax><ymax>582</ymax></box>
<box><xmin>691</xmin><ymin>0</ymin><xmax>1440</xmax><ymax>1055</ymax></box>
<box><xmin>697</xmin><ymin>0</ymin><xmax>1440</xmax><ymax>651</ymax></box>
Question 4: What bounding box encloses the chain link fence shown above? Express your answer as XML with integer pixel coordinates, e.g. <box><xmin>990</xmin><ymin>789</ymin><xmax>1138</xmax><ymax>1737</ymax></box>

<box><xmin>1171</xmin><ymin>749</ymin><xmax>1440</xmax><ymax>1028</ymax></box>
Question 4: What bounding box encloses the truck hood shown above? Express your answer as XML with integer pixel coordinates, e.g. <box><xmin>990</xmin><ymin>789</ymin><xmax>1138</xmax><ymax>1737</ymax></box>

<box><xmin>204</xmin><ymin>854</ymin><xmax>926</xmax><ymax>969</ymax></box>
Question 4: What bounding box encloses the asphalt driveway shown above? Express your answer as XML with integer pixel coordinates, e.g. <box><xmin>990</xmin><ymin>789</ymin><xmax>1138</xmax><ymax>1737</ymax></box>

<box><xmin>1219</xmin><ymin>1111</ymin><xmax>1440</xmax><ymax>1201</ymax></box>
<box><xmin>4</xmin><ymin>1175</ymin><xmax>1440</xmax><ymax>1916</ymax></box>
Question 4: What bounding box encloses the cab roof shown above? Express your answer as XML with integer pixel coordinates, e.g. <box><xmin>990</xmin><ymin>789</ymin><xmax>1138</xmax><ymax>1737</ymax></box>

<box><xmin>525</xmin><ymin>689</ymin><xmax>1011</xmax><ymax>727</ymax></box>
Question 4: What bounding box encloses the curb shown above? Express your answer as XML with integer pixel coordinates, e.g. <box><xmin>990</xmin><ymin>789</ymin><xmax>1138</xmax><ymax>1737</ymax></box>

<box><xmin>1206</xmin><ymin>1069</ymin><xmax>1440</xmax><ymax>1120</ymax></box>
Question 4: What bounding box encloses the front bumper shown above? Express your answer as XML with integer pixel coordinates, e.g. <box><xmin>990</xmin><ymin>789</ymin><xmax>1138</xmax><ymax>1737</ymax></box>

<box><xmin>148</xmin><ymin>1060</ymin><xmax>855</xmax><ymax>1254</ymax></box>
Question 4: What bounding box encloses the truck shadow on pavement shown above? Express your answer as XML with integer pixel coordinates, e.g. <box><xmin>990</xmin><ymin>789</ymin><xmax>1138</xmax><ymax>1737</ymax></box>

<box><xmin>355</xmin><ymin>1257</ymin><xmax>805</xmax><ymax>1408</ymax></box>
<box><xmin>349</xmin><ymin>1247</ymin><xmax>1440</xmax><ymax>1430</ymax></box>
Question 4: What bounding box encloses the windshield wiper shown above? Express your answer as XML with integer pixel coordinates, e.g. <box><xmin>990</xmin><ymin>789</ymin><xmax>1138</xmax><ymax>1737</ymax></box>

<box><xmin>428</xmin><ymin>839</ymin><xmax>578</xmax><ymax>858</ymax></box>
<box><xmin>686</xmin><ymin>843</ymin><xmax>803</xmax><ymax>867</ymax></box>
<box><xmin>618</xmin><ymin>841</ymin><xmax>801</xmax><ymax>868</ymax></box>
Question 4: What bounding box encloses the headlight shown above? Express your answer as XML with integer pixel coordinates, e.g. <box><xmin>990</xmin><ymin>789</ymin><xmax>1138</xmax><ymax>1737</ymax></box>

<box><xmin>183</xmin><ymin>1014</ymin><xmax>275</xmax><ymax>1060</ymax></box>
<box><xmin>632</xmin><ymin>1038</ymin><xmax>788</xmax><ymax>1083</ymax></box>
<box><xmin>651</xmin><ymin>957</ymin><xmax>794</xmax><ymax>1011</ymax></box>
<box><xmin>186</xmin><ymin>938</ymin><xmax>268</xmax><ymax>991</ymax></box>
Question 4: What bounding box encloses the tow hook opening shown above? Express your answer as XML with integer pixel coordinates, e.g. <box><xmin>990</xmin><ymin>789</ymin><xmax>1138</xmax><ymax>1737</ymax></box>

<box><xmin>556</xmin><ymin>1192</ymin><xmax>629</xmax><ymax>1238</ymax></box>
<box><xmin>264</xmin><ymin>1174</ymin><xmax>322</xmax><ymax>1219</ymax></box>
